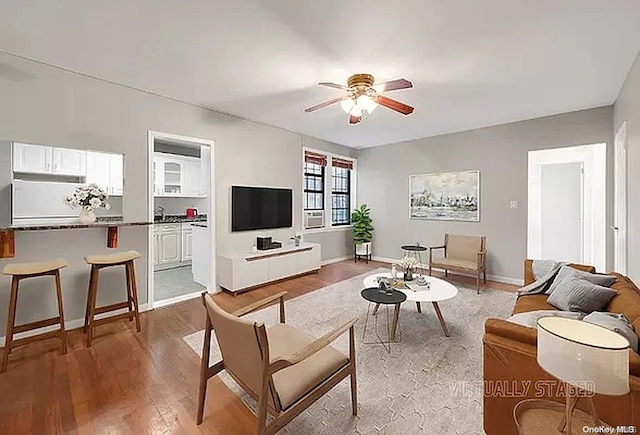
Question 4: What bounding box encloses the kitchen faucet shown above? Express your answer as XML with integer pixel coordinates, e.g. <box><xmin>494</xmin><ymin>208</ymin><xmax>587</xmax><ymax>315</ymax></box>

<box><xmin>154</xmin><ymin>206</ymin><xmax>165</xmax><ymax>220</ymax></box>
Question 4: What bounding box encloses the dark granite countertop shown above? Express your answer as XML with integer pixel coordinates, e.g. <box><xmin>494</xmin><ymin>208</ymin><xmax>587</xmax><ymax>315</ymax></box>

<box><xmin>3</xmin><ymin>221</ymin><xmax>152</xmax><ymax>231</ymax></box>
<box><xmin>154</xmin><ymin>214</ymin><xmax>208</xmax><ymax>224</ymax></box>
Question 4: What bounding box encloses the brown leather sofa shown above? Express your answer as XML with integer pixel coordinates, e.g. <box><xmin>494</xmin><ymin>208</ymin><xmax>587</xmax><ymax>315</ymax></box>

<box><xmin>483</xmin><ymin>260</ymin><xmax>640</xmax><ymax>434</ymax></box>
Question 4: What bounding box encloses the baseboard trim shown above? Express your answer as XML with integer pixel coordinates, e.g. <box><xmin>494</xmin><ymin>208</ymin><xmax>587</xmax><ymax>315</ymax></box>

<box><xmin>152</xmin><ymin>291</ymin><xmax>202</xmax><ymax>309</ymax></box>
<box><xmin>321</xmin><ymin>255</ymin><xmax>352</xmax><ymax>266</ymax></box>
<box><xmin>0</xmin><ymin>303</ymin><xmax>150</xmax><ymax>347</ymax></box>
<box><xmin>371</xmin><ymin>256</ymin><xmax>524</xmax><ymax>286</ymax></box>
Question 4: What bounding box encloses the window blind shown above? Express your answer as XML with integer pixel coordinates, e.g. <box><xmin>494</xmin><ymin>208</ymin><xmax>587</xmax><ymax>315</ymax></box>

<box><xmin>304</xmin><ymin>151</ymin><xmax>327</xmax><ymax>166</ymax></box>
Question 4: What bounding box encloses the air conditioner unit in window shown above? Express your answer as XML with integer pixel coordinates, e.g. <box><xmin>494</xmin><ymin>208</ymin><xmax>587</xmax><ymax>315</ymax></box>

<box><xmin>304</xmin><ymin>210</ymin><xmax>325</xmax><ymax>229</ymax></box>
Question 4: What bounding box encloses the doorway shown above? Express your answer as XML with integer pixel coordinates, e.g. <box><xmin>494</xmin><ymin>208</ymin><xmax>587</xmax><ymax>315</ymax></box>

<box><xmin>147</xmin><ymin>131</ymin><xmax>215</xmax><ymax>309</ymax></box>
<box><xmin>527</xmin><ymin>144</ymin><xmax>606</xmax><ymax>271</ymax></box>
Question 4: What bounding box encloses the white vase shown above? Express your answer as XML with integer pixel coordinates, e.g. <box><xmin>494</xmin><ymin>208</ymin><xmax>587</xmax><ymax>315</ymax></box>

<box><xmin>79</xmin><ymin>208</ymin><xmax>97</xmax><ymax>224</ymax></box>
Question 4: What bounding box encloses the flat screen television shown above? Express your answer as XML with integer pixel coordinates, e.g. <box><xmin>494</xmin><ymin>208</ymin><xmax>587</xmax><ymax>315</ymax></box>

<box><xmin>231</xmin><ymin>186</ymin><xmax>293</xmax><ymax>232</ymax></box>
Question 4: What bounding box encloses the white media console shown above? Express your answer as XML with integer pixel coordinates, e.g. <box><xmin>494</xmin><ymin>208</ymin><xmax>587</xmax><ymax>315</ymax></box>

<box><xmin>217</xmin><ymin>242</ymin><xmax>321</xmax><ymax>293</ymax></box>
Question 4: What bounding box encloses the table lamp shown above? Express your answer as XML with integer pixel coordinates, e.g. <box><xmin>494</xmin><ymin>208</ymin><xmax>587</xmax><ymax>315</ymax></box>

<box><xmin>537</xmin><ymin>317</ymin><xmax>630</xmax><ymax>434</ymax></box>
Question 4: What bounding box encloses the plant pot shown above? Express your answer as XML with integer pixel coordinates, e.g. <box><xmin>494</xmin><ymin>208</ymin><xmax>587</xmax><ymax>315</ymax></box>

<box><xmin>355</xmin><ymin>241</ymin><xmax>372</xmax><ymax>256</ymax></box>
<box><xmin>79</xmin><ymin>208</ymin><xmax>97</xmax><ymax>224</ymax></box>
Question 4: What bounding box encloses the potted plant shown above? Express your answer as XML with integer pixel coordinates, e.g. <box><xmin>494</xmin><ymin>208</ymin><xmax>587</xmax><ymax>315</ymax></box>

<box><xmin>351</xmin><ymin>204</ymin><xmax>374</xmax><ymax>258</ymax></box>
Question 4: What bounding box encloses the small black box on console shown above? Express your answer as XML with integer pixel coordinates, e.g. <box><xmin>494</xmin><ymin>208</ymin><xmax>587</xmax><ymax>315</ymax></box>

<box><xmin>256</xmin><ymin>236</ymin><xmax>272</xmax><ymax>250</ymax></box>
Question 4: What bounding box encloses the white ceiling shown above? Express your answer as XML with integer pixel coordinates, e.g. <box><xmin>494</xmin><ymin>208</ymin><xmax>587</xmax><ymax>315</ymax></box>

<box><xmin>1</xmin><ymin>0</ymin><xmax>639</xmax><ymax>148</ymax></box>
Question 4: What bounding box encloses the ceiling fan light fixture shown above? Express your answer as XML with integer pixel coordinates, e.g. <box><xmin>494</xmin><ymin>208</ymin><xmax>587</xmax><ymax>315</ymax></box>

<box><xmin>357</xmin><ymin>94</ymin><xmax>377</xmax><ymax>113</ymax></box>
<box><xmin>350</xmin><ymin>104</ymin><xmax>363</xmax><ymax>117</ymax></box>
<box><xmin>340</xmin><ymin>98</ymin><xmax>355</xmax><ymax>113</ymax></box>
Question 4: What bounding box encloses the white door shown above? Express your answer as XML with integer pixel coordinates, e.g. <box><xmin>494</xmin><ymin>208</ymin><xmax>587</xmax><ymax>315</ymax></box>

<box><xmin>85</xmin><ymin>151</ymin><xmax>111</xmax><ymax>192</ymax></box>
<box><xmin>614</xmin><ymin>122</ymin><xmax>628</xmax><ymax>274</ymax></box>
<box><xmin>13</xmin><ymin>143</ymin><xmax>51</xmax><ymax>173</ymax></box>
<box><xmin>159</xmin><ymin>231</ymin><xmax>182</xmax><ymax>263</ymax></box>
<box><xmin>52</xmin><ymin>148</ymin><xmax>86</xmax><ymax>176</ymax></box>
<box><xmin>540</xmin><ymin>162</ymin><xmax>584</xmax><ymax>263</ymax></box>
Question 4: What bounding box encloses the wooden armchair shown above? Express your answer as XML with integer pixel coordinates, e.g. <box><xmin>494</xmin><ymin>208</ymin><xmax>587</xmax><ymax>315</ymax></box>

<box><xmin>428</xmin><ymin>233</ymin><xmax>487</xmax><ymax>294</ymax></box>
<box><xmin>197</xmin><ymin>291</ymin><xmax>358</xmax><ymax>435</ymax></box>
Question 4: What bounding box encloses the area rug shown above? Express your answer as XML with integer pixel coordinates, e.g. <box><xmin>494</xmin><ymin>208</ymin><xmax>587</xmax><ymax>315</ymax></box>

<box><xmin>183</xmin><ymin>269</ymin><xmax>515</xmax><ymax>434</ymax></box>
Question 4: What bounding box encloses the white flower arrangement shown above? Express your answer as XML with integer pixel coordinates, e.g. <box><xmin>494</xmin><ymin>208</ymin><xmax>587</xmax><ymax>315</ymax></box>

<box><xmin>64</xmin><ymin>183</ymin><xmax>110</xmax><ymax>211</ymax></box>
<box><xmin>397</xmin><ymin>256</ymin><xmax>419</xmax><ymax>272</ymax></box>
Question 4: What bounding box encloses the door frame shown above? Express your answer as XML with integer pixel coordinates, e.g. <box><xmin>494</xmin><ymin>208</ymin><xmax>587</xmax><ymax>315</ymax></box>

<box><xmin>147</xmin><ymin>131</ymin><xmax>216</xmax><ymax>309</ymax></box>
<box><xmin>614</xmin><ymin>121</ymin><xmax>628</xmax><ymax>274</ymax></box>
<box><xmin>527</xmin><ymin>143</ymin><xmax>607</xmax><ymax>271</ymax></box>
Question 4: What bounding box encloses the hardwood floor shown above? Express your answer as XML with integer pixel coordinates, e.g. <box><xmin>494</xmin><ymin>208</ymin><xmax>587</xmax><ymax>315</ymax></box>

<box><xmin>0</xmin><ymin>260</ymin><xmax>517</xmax><ymax>434</ymax></box>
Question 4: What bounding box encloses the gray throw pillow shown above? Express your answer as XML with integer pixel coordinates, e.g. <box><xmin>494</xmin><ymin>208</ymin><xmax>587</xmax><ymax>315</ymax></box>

<box><xmin>547</xmin><ymin>276</ymin><xmax>617</xmax><ymax>313</ymax></box>
<box><xmin>545</xmin><ymin>265</ymin><xmax>616</xmax><ymax>295</ymax></box>
<box><xmin>508</xmin><ymin>310</ymin><xmax>584</xmax><ymax>328</ymax></box>
<box><xmin>583</xmin><ymin>312</ymin><xmax>638</xmax><ymax>353</ymax></box>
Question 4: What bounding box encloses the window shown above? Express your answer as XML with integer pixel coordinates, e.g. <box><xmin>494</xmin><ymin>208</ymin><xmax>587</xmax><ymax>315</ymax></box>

<box><xmin>331</xmin><ymin>165</ymin><xmax>351</xmax><ymax>226</ymax></box>
<box><xmin>303</xmin><ymin>149</ymin><xmax>356</xmax><ymax>230</ymax></box>
<box><xmin>303</xmin><ymin>152</ymin><xmax>326</xmax><ymax>211</ymax></box>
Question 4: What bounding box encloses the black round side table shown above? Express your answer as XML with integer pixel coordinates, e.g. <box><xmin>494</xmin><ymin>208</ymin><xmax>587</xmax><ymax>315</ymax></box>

<box><xmin>360</xmin><ymin>287</ymin><xmax>407</xmax><ymax>352</ymax></box>
<box><xmin>401</xmin><ymin>244</ymin><xmax>428</xmax><ymax>276</ymax></box>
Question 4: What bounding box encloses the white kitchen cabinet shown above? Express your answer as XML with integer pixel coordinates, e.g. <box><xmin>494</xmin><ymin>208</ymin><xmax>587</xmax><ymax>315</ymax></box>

<box><xmin>158</xmin><ymin>224</ymin><xmax>182</xmax><ymax>264</ymax></box>
<box><xmin>52</xmin><ymin>147</ymin><xmax>86</xmax><ymax>176</ymax></box>
<box><xmin>13</xmin><ymin>143</ymin><xmax>52</xmax><ymax>173</ymax></box>
<box><xmin>182</xmin><ymin>158</ymin><xmax>202</xmax><ymax>197</ymax></box>
<box><xmin>153</xmin><ymin>152</ymin><xmax>206</xmax><ymax>198</ymax></box>
<box><xmin>85</xmin><ymin>151</ymin><xmax>111</xmax><ymax>191</ymax></box>
<box><xmin>181</xmin><ymin>223</ymin><xmax>193</xmax><ymax>261</ymax></box>
<box><xmin>13</xmin><ymin>143</ymin><xmax>86</xmax><ymax>176</ymax></box>
<box><xmin>109</xmin><ymin>154</ymin><xmax>124</xmax><ymax>195</ymax></box>
<box><xmin>86</xmin><ymin>151</ymin><xmax>124</xmax><ymax>195</ymax></box>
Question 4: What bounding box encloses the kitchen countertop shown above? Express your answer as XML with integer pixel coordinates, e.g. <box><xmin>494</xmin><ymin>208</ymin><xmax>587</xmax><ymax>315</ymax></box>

<box><xmin>154</xmin><ymin>214</ymin><xmax>207</xmax><ymax>224</ymax></box>
<box><xmin>2</xmin><ymin>221</ymin><xmax>152</xmax><ymax>231</ymax></box>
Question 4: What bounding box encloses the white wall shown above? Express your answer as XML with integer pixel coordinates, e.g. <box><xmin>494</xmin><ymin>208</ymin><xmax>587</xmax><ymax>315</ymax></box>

<box><xmin>614</xmin><ymin>53</ymin><xmax>640</xmax><ymax>282</ymax></box>
<box><xmin>357</xmin><ymin>107</ymin><xmax>614</xmax><ymax>282</ymax></box>
<box><xmin>0</xmin><ymin>53</ymin><xmax>355</xmax><ymax>335</ymax></box>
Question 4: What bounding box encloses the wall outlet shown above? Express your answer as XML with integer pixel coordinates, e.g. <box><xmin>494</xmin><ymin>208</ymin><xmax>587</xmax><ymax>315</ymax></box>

<box><xmin>509</xmin><ymin>200</ymin><xmax>519</xmax><ymax>210</ymax></box>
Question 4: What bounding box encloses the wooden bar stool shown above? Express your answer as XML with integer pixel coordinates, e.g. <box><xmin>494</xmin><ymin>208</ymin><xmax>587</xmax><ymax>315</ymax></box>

<box><xmin>2</xmin><ymin>258</ymin><xmax>68</xmax><ymax>373</ymax></box>
<box><xmin>83</xmin><ymin>250</ymin><xmax>142</xmax><ymax>347</ymax></box>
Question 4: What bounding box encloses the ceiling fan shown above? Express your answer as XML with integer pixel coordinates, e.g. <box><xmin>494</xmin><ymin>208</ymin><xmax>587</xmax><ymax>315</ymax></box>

<box><xmin>305</xmin><ymin>73</ymin><xmax>414</xmax><ymax>125</ymax></box>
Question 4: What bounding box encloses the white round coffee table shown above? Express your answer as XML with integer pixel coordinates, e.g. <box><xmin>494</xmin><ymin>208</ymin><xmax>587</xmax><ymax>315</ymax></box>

<box><xmin>363</xmin><ymin>272</ymin><xmax>458</xmax><ymax>336</ymax></box>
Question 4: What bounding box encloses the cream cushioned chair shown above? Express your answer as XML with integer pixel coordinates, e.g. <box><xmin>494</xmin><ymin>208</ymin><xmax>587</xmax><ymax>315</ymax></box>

<box><xmin>197</xmin><ymin>291</ymin><xmax>358</xmax><ymax>435</ymax></box>
<box><xmin>429</xmin><ymin>233</ymin><xmax>487</xmax><ymax>294</ymax></box>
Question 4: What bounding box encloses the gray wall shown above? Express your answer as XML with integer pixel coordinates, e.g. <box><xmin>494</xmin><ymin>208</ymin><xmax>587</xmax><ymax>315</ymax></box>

<box><xmin>357</xmin><ymin>106</ymin><xmax>614</xmax><ymax>282</ymax></box>
<box><xmin>0</xmin><ymin>53</ymin><xmax>354</xmax><ymax>334</ymax></box>
<box><xmin>0</xmin><ymin>141</ymin><xmax>11</xmax><ymax>227</ymax></box>
<box><xmin>614</xmin><ymin>53</ymin><xmax>640</xmax><ymax>282</ymax></box>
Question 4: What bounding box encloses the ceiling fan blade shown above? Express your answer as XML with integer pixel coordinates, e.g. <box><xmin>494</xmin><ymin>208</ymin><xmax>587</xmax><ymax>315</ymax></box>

<box><xmin>304</xmin><ymin>97</ymin><xmax>345</xmax><ymax>113</ymax></box>
<box><xmin>374</xmin><ymin>78</ymin><xmax>413</xmax><ymax>92</ymax></box>
<box><xmin>319</xmin><ymin>82</ymin><xmax>348</xmax><ymax>90</ymax></box>
<box><xmin>349</xmin><ymin>115</ymin><xmax>361</xmax><ymax>125</ymax></box>
<box><xmin>375</xmin><ymin>95</ymin><xmax>414</xmax><ymax>115</ymax></box>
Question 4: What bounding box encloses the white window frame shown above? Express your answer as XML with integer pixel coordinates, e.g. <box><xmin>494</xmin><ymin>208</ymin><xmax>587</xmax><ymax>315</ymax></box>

<box><xmin>302</xmin><ymin>147</ymin><xmax>357</xmax><ymax>234</ymax></box>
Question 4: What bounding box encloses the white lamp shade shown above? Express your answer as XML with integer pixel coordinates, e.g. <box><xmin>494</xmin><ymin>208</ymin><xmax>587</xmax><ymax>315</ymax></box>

<box><xmin>340</xmin><ymin>98</ymin><xmax>355</xmax><ymax>113</ymax></box>
<box><xmin>356</xmin><ymin>94</ymin><xmax>377</xmax><ymax>113</ymax></box>
<box><xmin>537</xmin><ymin>317</ymin><xmax>630</xmax><ymax>396</ymax></box>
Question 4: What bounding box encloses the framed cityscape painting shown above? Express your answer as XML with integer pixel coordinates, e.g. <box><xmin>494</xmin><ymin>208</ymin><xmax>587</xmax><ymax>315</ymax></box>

<box><xmin>409</xmin><ymin>170</ymin><xmax>480</xmax><ymax>221</ymax></box>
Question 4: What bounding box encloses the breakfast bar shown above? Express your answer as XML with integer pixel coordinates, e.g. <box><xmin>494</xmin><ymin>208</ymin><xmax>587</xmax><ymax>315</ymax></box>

<box><xmin>0</xmin><ymin>221</ymin><xmax>152</xmax><ymax>259</ymax></box>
